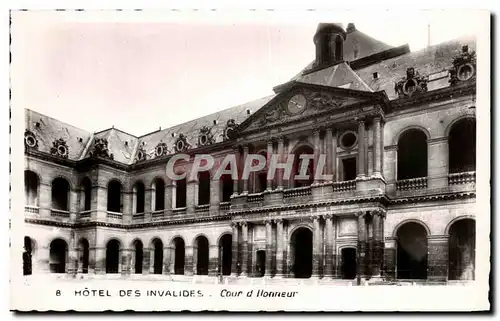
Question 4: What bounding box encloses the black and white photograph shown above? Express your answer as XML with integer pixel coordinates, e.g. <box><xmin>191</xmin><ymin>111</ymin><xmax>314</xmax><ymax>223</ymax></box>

<box><xmin>9</xmin><ymin>8</ymin><xmax>490</xmax><ymax>312</ymax></box>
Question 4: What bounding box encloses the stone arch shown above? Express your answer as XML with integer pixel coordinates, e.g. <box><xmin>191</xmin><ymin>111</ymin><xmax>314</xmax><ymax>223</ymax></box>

<box><xmin>131</xmin><ymin>238</ymin><xmax>144</xmax><ymax>274</ymax></box>
<box><xmin>445</xmin><ymin>215</ymin><xmax>476</xmax><ymax>236</ymax></box>
<box><xmin>290</xmin><ymin>226</ymin><xmax>313</xmax><ymax>278</ymax></box>
<box><xmin>391</xmin><ymin>125</ymin><xmax>431</xmax><ymax>146</ymax></box>
<box><xmin>193</xmin><ymin>234</ymin><xmax>210</xmax><ymax>275</ymax></box>
<box><xmin>392</xmin><ymin>219</ymin><xmax>431</xmax><ymax>238</ymax></box>
<box><xmin>151</xmin><ymin>176</ymin><xmax>166</xmax><ymax>211</ymax></box>
<box><xmin>49</xmin><ymin>238</ymin><xmax>68</xmax><ymax>273</ymax></box>
<box><xmin>288</xmin><ymin>224</ymin><xmax>313</xmax><ymax>242</ymax></box>
<box><xmin>51</xmin><ymin>174</ymin><xmax>75</xmax><ymax>191</ymax></box>
<box><xmin>24</xmin><ymin>170</ymin><xmax>40</xmax><ymax>207</ymax></box>
<box><xmin>448</xmin><ymin>217</ymin><xmax>476</xmax><ymax>280</ymax></box>
<box><xmin>150</xmin><ymin>237</ymin><xmax>164</xmax><ymax>274</ymax></box>
<box><xmin>192</xmin><ymin>233</ymin><xmax>211</xmax><ymax>248</ymax></box>
<box><xmin>444</xmin><ymin>114</ymin><xmax>476</xmax><ymax>137</ymax></box>
<box><xmin>395</xmin><ymin>221</ymin><xmax>429</xmax><ymax>279</ymax></box>
<box><xmin>289</xmin><ymin>141</ymin><xmax>315</xmax><ymax>154</ymax></box>
<box><xmin>216</xmin><ymin>231</ymin><xmax>233</xmax><ymax>246</ymax></box>
<box><xmin>218</xmin><ymin>233</ymin><xmax>233</xmax><ymax>276</ymax></box>
<box><xmin>396</xmin><ymin>128</ymin><xmax>428</xmax><ymax>180</ymax></box>
<box><xmin>447</xmin><ymin>116</ymin><xmax>476</xmax><ymax>173</ymax></box>
<box><xmin>51</xmin><ymin>177</ymin><xmax>71</xmax><ymax>211</ymax></box>
<box><xmin>105</xmin><ymin>238</ymin><xmax>122</xmax><ymax>274</ymax></box>
<box><xmin>107</xmin><ymin>179</ymin><xmax>123</xmax><ymax>213</ymax></box>
<box><xmin>170</xmin><ymin>236</ymin><xmax>185</xmax><ymax>275</ymax></box>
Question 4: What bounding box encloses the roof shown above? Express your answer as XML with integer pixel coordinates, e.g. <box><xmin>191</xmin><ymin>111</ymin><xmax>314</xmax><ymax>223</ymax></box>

<box><xmin>24</xmin><ymin>24</ymin><xmax>476</xmax><ymax>166</ymax></box>
<box><xmin>343</xmin><ymin>24</ymin><xmax>394</xmax><ymax>61</ymax></box>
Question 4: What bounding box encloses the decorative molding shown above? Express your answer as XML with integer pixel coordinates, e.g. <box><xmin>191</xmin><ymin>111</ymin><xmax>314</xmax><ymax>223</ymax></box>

<box><xmin>24</xmin><ymin>130</ymin><xmax>38</xmax><ymax>150</ymax></box>
<box><xmin>394</xmin><ymin>67</ymin><xmax>429</xmax><ymax>98</ymax></box>
<box><xmin>174</xmin><ymin>133</ymin><xmax>191</xmax><ymax>152</ymax></box>
<box><xmin>50</xmin><ymin>138</ymin><xmax>69</xmax><ymax>158</ymax></box>
<box><xmin>449</xmin><ymin>45</ymin><xmax>476</xmax><ymax>86</ymax></box>
<box><xmin>154</xmin><ymin>141</ymin><xmax>169</xmax><ymax>158</ymax></box>
<box><xmin>198</xmin><ymin>125</ymin><xmax>215</xmax><ymax>147</ymax></box>
<box><xmin>89</xmin><ymin>138</ymin><xmax>114</xmax><ymax>160</ymax></box>
<box><xmin>136</xmin><ymin>143</ymin><xmax>147</xmax><ymax>162</ymax></box>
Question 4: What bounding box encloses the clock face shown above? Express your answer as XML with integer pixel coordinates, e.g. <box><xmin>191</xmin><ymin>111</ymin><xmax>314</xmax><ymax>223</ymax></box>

<box><xmin>287</xmin><ymin>94</ymin><xmax>307</xmax><ymax>115</ymax></box>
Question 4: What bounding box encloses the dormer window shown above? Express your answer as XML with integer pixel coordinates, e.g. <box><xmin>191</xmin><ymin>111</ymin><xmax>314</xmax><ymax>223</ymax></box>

<box><xmin>373</xmin><ymin>72</ymin><xmax>379</xmax><ymax>79</ymax></box>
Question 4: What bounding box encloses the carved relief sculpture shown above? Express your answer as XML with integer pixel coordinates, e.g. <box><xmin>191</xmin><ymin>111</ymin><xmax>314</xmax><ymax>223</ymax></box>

<box><xmin>198</xmin><ymin>125</ymin><xmax>215</xmax><ymax>146</ymax></box>
<box><xmin>223</xmin><ymin>119</ymin><xmax>238</xmax><ymax>141</ymax></box>
<box><xmin>50</xmin><ymin>138</ymin><xmax>69</xmax><ymax>158</ymax></box>
<box><xmin>394</xmin><ymin>67</ymin><xmax>429</xmax><ymax>98</ymax></box>
<box><xmin>154</xmin><ymin>141</ymin><xmax>169</xmax><ymax>158</ymax></box>
<box><xmin>89</xmin><ymin>138</ymin><xmax>114</xmax><ymax>160</ymax></box>
<box><xmin>306</xmin><ymin>91</ymin><xmax>345</xmax><ymax>110</ymax></box>
<box><xmin>136</xmin><ymin>143</ymin><xmax>147</xmax><ymax>162</ymax></box>
<box><xmin>24</xmin><ymin>129</ymin><xmax>38</xmax><ymax>150</ymax></box>
<box><xmin>174</xmin><ymin>133</ymin><xmax>191</xmax><ymax>152</ymax></box>
<box><xmin>449</xmin><ymin>44</ymin><xmax>477</xmax><ymax>86</ymax></box>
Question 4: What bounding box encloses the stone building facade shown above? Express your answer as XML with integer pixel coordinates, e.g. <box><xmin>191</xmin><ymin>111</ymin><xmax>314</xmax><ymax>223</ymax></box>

<box><xmin>22</xmin><ymin>23</ymin><xmax>476</xmax><ymax>283</ymax></box>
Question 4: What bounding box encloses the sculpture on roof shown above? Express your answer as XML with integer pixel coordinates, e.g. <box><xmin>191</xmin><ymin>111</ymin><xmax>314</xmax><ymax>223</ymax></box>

<box><xmin>394</xmin><ymin>67</ymin><xmax>429</xmax><ymax>98</ymax></box>
<box><xmin>50</xmin><ymin>138</ymin><xmax>69</xmax><ymax>158</ymax></box>
<box><xmin>154</xmin><ymin>141</ymin><xmax>169</xmax><ymax>158</ymax></box>
<box><xmin>198</xmin><ymin>125</ymin><xmax>215</xmax><ymax>147</ymax></box>
<box><xmin>449</xmin><ymin>44</ymin><xmax>476</xmax><ymax>86</ymax></box>
<box><xmin>223</xmin><ymin>119</ymin><xmax>238</xmax><ymax>141</ymax></box>
<box><xmin>136</xmin><ymin>143</ymin><xmax>147</xmax><ymax>162</ymax></box>
<box><xmin>89</xmin><ymin>138</ymin><xmax>114</xmax><ymax>160</ymax></box>
<box><xmin>24</xmin><ymin>130</ymin><xmax>38</xmax><ymax>151</ymax></box>
<box><xmin>174</xmin><ymin>133</ymin><xmax>191</xmax><ymax>152</ymax></box>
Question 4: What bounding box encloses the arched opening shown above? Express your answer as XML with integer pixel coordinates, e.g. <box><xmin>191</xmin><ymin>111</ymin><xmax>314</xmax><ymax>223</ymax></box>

<box><xmin>106</xmin><ymin>239</ymin><xmax>121</xmax><ymax>274</ymax></box>
<box><xmin>152</xmin><ymin>238</ymin><xmax>163</xmax><ymax>274</ymax></box>
<box><xmin>291</xmin><ymin>227</ymin><xmax>313</xmax><ymax>278</ymax></box>
<box><xmin>23</xmin><ymin>236</ymin><xmax>34</xmax><ymax>275</ymax></box>
<box><xmin>176</xmin><ymin>178</ymin><xmax>187</xmax><ymax>208</ymax></box>
<box><xmin>198</xmin><ymin>171</ymin><xmax>211</xmax><ymax>206</ymax></box>
<box><xmin>107</xmin><ymin>180</ymin><xmax>122</xmax><ymax>212</ymax></box>
<box><xmin>133</xmin><ymin>240</ymin><xmax>143</xmax><ymax>274</ymax></box>
<box><xmin>173</xmin><ymin>237</ymin><xmax>185</xmax><ymax>275</ymax></box>
<box><xmin>77</xmin><ymin>238</ymin><xmax>89</xmax><ymax>274</ymax></box>
<box><xmin>397</xmin><ymin>129</ymin><xmax>428</xmax><ymax>180</ymax></box>
<box><xmin>219</xmin><ymin>234</ymin><xmax>232</xmax><ymax>276</ymax></box>
<box><xmin>449</xmin><ymin>118</ymin><xmax>476</xmax><ymax>173</ymax></box>
<box><xmin>24</xmin><ymin>171</ymin><xmax>39</xmax><ymax>206</ymax></box>
<box><xmin>334</xmin><ymin>35</ymin><xmax>343</xmax><ymax>61</ymax></box>
<box><xmin>49</xmin><ymin>238</ymin><xmax>67</xmax><ymax>273</ymax></box>
<box><xmin>195</xmin><ymin>236</ymin><xmax>209</xmax><ymax>275</ymax></box>
<box><xmin>340</xmin><ymin>248</ymin><xmax>357</xmax><ymax>279</ymax></box>
<box><xmin>153</xmin><ymin>178</ymin><xmax>165</xmax><ymax>211</ymax></box>
<box><xmin>256</xmin><ymin>250</ymin><xmax>266</xmax><ymax>277</ymax></box>
<box><xmin>221</xmin><ymin>173</ymin><xmax>233</xmax><ymax>202</ymax></box>
<box><xmin>81</xmin><ymin>177</ymin><xmax>92</xmax><ymax>211</ymax></box>
<box><xmin>396</xmin><ymin>222</ymin><xmax>428</xmax><ymax>279</ymax></box>
<box><xmin>292</xmin><ymin>146</ymin><xmax>315</xmax><ymax>188</ymax></box>
<box><xmin>133</xmin><ymin>181</ymin><xmax>145</xmax><ymax>214</ymax></box>
<box><xmin>51</xmin><ymin>178</ymin><xmax>70</xmax><ymax>211</ymax></box>
<box><xmin>449</xmin><ymin>219</ymin><xmax>476</xmax><ymax>280</ymax></box>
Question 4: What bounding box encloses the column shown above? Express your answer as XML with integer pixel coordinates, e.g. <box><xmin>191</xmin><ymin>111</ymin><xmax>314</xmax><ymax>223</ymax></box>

<box><xmin>208</xmin><ymin>245</ymin><xmax>218</xmax><ymax>276</ymax></box>
<box><xmin>332</xmin><ymin>216</ymin><xmax>338</xmax><ymax>278</ymax></box>
<box><xmin>357</xmin><ymin>119</ymin><xmax>366</xmax><ymax>178</ymax></box>
<box><xmin>383</xmin><ymin>239</ymin><xmax>396</xmax><ymax>280</ymax></box>
<box><xmin>142</xmin><ymin>247</ymin><xmax>151</xmax><ymax>275</ymax></box>
<box><xmin>324</xmin><ymin>214</ymin><xmax>334</xmax><ymax>277</ymax></box>
<box><xmin>325</xmin><ymin>127</ymin><xmax>333</xmax><ymax>182</ymax></box>
<box><xmin>163</xmin><ymin>246</ymin><xmax>170</xmax><ymax>275</ymax></box>
<box><xmin>186</xmin><ymin>179</ymin><xmax>198</xmax><ymax>212</ymax></box>
<box><xmin>371</xmin><ymin>210</ymin><xmax>382</xmax><ymax>276</ymax></box>
<box><xmin>357</xmin><ymin>211</ymin><xmax>367</xmax><ymax>279</ymax></box>
<box><xmin>427</xmin><ymin>236</ymin><xmax>449</xmax><ymax>282</ymax></box>
<box><xmin>185</xmin><ymin>246</ymin><xmax>194</xmax><ymax>276</ymax></box>
<box><xmin>67</xmin><ymin>231</ymin><xmax>78</xmax><ymax>275</ymax></box>
<box><xmin>93</xmin><ymin>246</ymin><xmax>106</xmax><ymax>274</ymax></box>
<box><xmin>168</xmin><ymin>246</ymin><xmax>175</xmax><ymax>274</ymax></box>
<box><xmin>266</xmin><ymin>140</ymin><xmax>273</xmax><ymax>191</ymax></box>
<box><xmin>372</xmin><ymin>117</ymin><xmax>382</xmax><ymax>177</ymax></box>
<box><xmin>192</xmin><ymin>245</ymin><xmax>198</xmax><ymax>275</ymax></box>
<box><xmin>170</xmin><ymin>180</ymin><xmax>177</xmax><ymax>209</ymax></box>
<box><xmin>232</xmin><ymin>146</ymin><xmax>240</xmax><ymax>196</ymax></box>
<box><xmin>313</xmin><ymin>128</ymin><xmax>321</xmax><ymax>184</ymax></box>
<box><xmin>150</xmin><ymin>184</ymin><xmax>156</xmax><ymax>212</ymax></box>
<box><xmin>312</xmin><ymin>216</ymin><xmax>322</xmax><ymax>277</ymax></box>
<box><xmin>209</xmin><ymin>177</ymin><xmax>220</xmax><ymax>213</ymax></box>
<box><xmin>276</xmin><ymin>137</ymin><xmax>285</xmax><ymax>190</ymax></box>
<box><xmin>241</xmin><ymin>222</ymin><xmax>249</xmax><ymax>276</ymax></box>
<box><xmin>265</xmin><ymin>220</ymin><xmax>273</xmax><ymax>277</ymax></box>
<box><xmin>242</xmin><ymin>145</ymin><xmax>249</xmax><ymax>194</ymax></box>
<box><xmin>121</xmin><ymin>248</ymin><xmax>132</xmax><ymax>275</ymax></box>
<box><xmin>231</xmin><ymin>222</ymin><xmax>239</xmax><ymax>276</ymax></box>
<box><xmin>275</xmin><ymin>219</ymin><xmax>284</xmax><ymax>277</ymax></box>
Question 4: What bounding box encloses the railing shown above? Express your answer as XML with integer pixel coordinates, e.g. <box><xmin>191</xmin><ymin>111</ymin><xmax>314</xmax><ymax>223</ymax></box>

<box><xmin>332</xmin><ymin>180</ymin><xmax>356</xmax><ymax>192</ymax></box>
<box><xmin>152</xmin><ymin>210</ymin><xmax>165</xmax><ymax>219</ymax></box>
<box><xmin>106</xmin><ymin>211</ymin><xmax>123</xmax><ymax>219</ymax></box>
<box><xmin>50</xmin><ymin>209</ymin><xmax>70</xmax><ymax>218</ymax></box>
<box><xmin>195</xmin><ymin>204</ymin><xmax>210</xmax><ymax>213</ymax></box>
<box><xmin>132</xmin><ymin>213</ymin><xmax>145</xmax><ymax>220</ymax></box>
<box><xmin>396</xmin><ymin>177</ymin><xmax>428</xmax><ymax>191</ymax></box>
<box><xmin>247</xmin><ymin>193</ymin><xmax>264</xmax><ymax>203</ymax></box>
<box><xmin>219</xmin><ymin>202</ymin><xmax>230</xmax><ymax>211</ymax></box>
<box><xmin>448</xmin><ymin>171</ymin><xmax>476</xmax><ymax>185</ymax></box>
<box><xmin>283</xmin><ymin>186</ymin><xmax>311</xmax><ymax>198</ymax></box>
<box><xmin>173</xmin><ymin>207</ymin><xmax>187</xmax><ymax>214</ymax></box>
<box><xmin>24</xmin><ymin>205</ymin><xmax>39</xmax><ymax>214</ymax></box>
<box><xmin>79</xmin><ymin>210</ymin><xmax>91</xmax><ymax>219</ymax></box>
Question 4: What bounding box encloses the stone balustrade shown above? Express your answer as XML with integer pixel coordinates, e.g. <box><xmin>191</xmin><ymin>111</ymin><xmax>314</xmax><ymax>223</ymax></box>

<box><xmin>395</xmin><ymin>177</ymin><xmax>428</xmax><ymax>191</ymax></box>
<box><xmin>448</xmin><ymin>171</ymin><xmax>476</xmax><ymax>185</ymax></box>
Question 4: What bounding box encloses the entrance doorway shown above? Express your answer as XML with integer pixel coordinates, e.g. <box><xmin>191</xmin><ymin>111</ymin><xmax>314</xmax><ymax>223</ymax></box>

<box><xmin>256</xmin><ymin>250</ymin><xmax>266</xmax><ymax>277</ymax></box>
<box><xmin>219</xmin><ymin>234</ymin><xmax>232</xmax><ymax>276</ymax></box>
<box><xmin>396</xmin><ymin>222</ymin><xmax>428</xmax><ymax>279</ymax></box>
<box><xmin>341</xmin><ymin>248</ymin><xmax>357</xmax><ymax>279</ymax></box>
<box><xmin>448</xmin><ymin>219</ymin><xmax>475</xmax><ymax>280</ymax></box>
<box><xmin>291</xmin><ymin>228</ymin><xmax>313</xmax><ymax>278</ymax></box>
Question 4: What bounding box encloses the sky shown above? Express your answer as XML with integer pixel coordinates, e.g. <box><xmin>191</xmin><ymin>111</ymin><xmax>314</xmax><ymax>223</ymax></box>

<box><xmin>11</xmin><ymin>9</ymin><xmax>485</xmax><ymax>136</ymax></box>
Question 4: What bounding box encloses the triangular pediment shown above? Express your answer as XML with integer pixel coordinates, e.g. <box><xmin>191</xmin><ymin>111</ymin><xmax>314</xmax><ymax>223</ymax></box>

<box><xmin>238</xmin><ymin>82</ymin><xmax>384</xmax><ymax>134</ymax></box>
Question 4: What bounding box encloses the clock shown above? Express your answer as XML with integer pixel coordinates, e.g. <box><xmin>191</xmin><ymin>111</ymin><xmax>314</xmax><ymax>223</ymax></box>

<box><xmin>287</xmin><ymin>94</ymin><xmax>307</xmax><ymax>115</ymax></box>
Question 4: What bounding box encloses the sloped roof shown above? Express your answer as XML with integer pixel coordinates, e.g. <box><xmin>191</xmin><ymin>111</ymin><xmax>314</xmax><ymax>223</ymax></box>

<box><xmin>343</xmin><ymin>24</ymin><xmax>394</xmax><ymax>61</ymax></box>
<box><xmin>355</xmin><ymin>35</ymin><xmax>476</xmax><ymax>99</ymax></box>
<box><xmin>294</xmin><ymin>62</ymin><xmax>373</xmax><ymax>92</ymax></box>
<box><xmin>25</xmin><ymin>109</ymin><xmax>93</xmax><ymax>160</ymax></box>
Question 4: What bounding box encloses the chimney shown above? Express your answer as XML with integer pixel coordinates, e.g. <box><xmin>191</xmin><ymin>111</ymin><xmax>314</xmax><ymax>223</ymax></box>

<box><xmin>313</xmin><ymin>23</ymin><xmax>347</xmax><ymax>68</ymax></box>
<box><xmin>346</xmin><ymin>23</ymin><xmax>356</xmax><ymax>33</ymax></box>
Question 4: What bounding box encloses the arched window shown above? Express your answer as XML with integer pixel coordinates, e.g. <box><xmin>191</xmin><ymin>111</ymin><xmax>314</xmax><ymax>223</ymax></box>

<box><xmin>172</xmin><ymin>237</ymin><xmax>185</xmax><ymax>275</ymax></box>
<box><xmin>194</xmin><ymin>236</ymin><xmax>209</xmax><ymax>275</ymax></box>
<box><xmin>24</xmin><ymin>171</ymin><xmax>39</xmax><ymax>206</ymax></box>
<box><xmin>152</xmin><ymin>238</ymin><xmax>164</xmax><ymax>275</ymax></box>
<box><xmin>80</xmin><ymin>177</ymin><xmax>92</xmax><ymax>211</ymax></box>
<box><xmin>397</xmin><ymin>129</ymin><xmax>428</xmax><ymax>180</ymax></box>
<box><xmin>221</xmin><ymin>172</ymin><xmax>233</xmax><ymax>202</ymax></box>
<box><xmin>153</xmin><ymin>178</ymin><xmax>165</xmax><ymax>211</ymax></box>
<box><xmin>198</xmin><ymin>171</ymin><xmax>210</xmax><ymax>206</ymax></box>
<box><xmin>133</xmin><ymin>240</ymin><xmax>143</xmax><ymax>274</ymax></box>
<box><xmin>106</xmin><ymin>239</ymin><xmax>121</xmax><ymax>274</ymax></box>
<box><xmin>176</xmin><ymin>178</ymin><xmax>187</xmax><ymax>208</ymax></box>
<box><xmin>51</xmin><ymin>178</ymin><xmax>70</xmax><ymax>211</ymax></box>
<box><xmin>292</xmin><ymin>146</ymin><xmax>315</xmax><ymax>188</ymax></box>
<box><xmin>253</xmin><ymin>151</ymin><xmax>268</xmax><ymax>193</ymax></box>
<box><xmin>49</xmin><ymin>238</ymin><xmax>68</xmax><ymax>273</ymax></box>
<box><xmin>107</xmin><ymin>180</ymin><xmax>122</xmax><ymax>212</ymax></box>
<box><xmin>133</xmin><ymin>181</ymin><xmax>145</xmax><ymax>214</ymax></box>
<box><xmin>449</xmin><ymin>118</ymin><xmax>476</xmax><ymax>173</ymax></box>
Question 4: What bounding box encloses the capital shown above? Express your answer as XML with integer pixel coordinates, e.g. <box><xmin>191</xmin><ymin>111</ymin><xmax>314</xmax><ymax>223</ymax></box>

<box><xmin>274</xmin><ymin>218</ymin><xmax>283</xmax><ymax>224</ymax></box>
<box><xmin>265</xmin><ymin>219</ymin><xmax>273</xmax><ymax>226</ymax></box>
<box><xmin>355</xmin><ymin>211</ymin><xmax>366</xmax><ymax>218</ymax></box>
<box><xmin>242</xmin><ymin>144</ymin><xmax>249</xmax><ymax>151</ymax></box>
<box><xmin>311</xmin><ymin>215</ymin><xmax>319</xmax><ymax>221</ymax></box>
<box><xmin>355</xmin><ymin>117</ymin><xmax>365</xmax><ymax>125</ymax></box>
<box><xmin>277</xmin><ymin>135</ymin><xmax>285</xmax><ymax>143</ymax></box>
<box><xmin>231</xmin><ymin>222</ymin><xmax>239</xmax><ymax>228</ymax></box>
<box><xmin>240</xmin><ymin>221</ymin><xmax>248</xmax><ymax>227</ymax></box>
<box><xmin>324</xmin><ymin>213</ymin><xmax>333</xmax><ymax>220</ymax></box>
<box><xmin>312</xmin><ymin>127</ymin><xmax>321</xmax><ymax>135</ymax></box>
